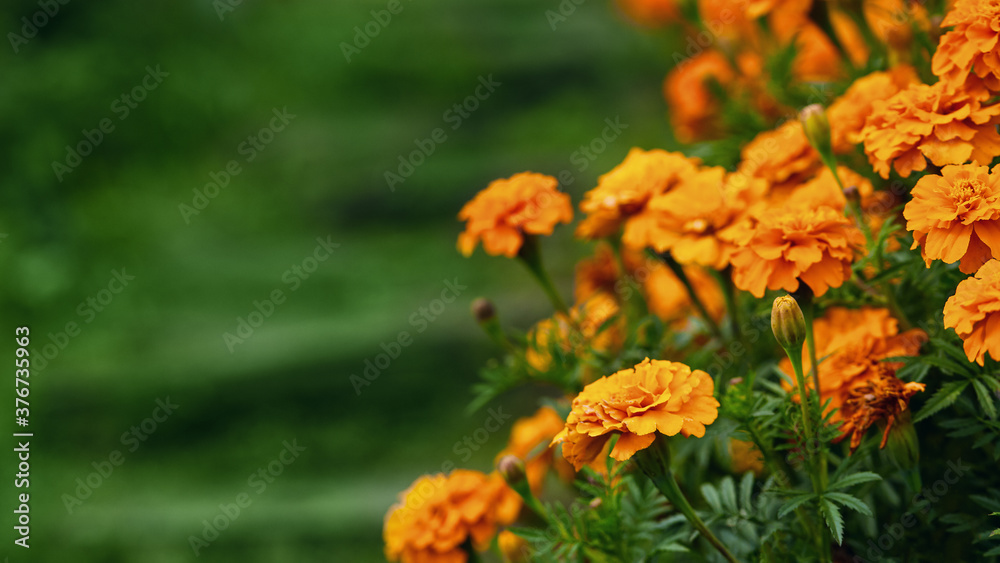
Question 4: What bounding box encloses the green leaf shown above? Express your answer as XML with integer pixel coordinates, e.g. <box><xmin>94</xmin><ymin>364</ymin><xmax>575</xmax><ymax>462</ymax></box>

<box><xmin>701</xmin><ymin>483</ymin><xmax>723</xmax><ymax>513</ymax></box>
<box><xmin>820</xmin><ymin>498</ymin><xmax>845</xmax><ymax>544</ymax></box>
<box><xmin>778</xmin><ymin>493</ymin><xmax>816</xmax><ymax>518</ymax></box>
<box><xmin>920</xmin><ymin>355</ymin><xmax>974</xmax><ymax>377</ymax></box>
<box><xmin>914</xmin><ymin>381</ymin><xmax>970</xmax><ymax>423</ymax></box>
<box><xmin>972</xmin><ymin>379</ymin><xmax>998</xmax><ymax>420</ymax></box>
<box><xmin>827</xmin><ymin>471</ymin><xmax>882</xmax><ymax>492</ymax></box>
<box><xmin>720</xmin><ymin>477</ymin><xmax>738</xmax><ymax>513</ymax></box>
<box><xmin>824</xmin><ymin>492</ymin><xmax>873</xmax><ymax>517</ymax></box>
<box><xmin>740</xmin><ymin>471</ymin><xmax>754</xmax><ymax>509</ymax></box>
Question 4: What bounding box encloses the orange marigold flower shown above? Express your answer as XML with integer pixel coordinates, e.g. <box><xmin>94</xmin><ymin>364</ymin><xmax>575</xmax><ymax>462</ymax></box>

<box><xmin>859</xmin><ymin>81</ymin><xmax>1000</xmax><ymax>179</ymax></box>
<box><xmin>864</xmin><ymin>0</ymin><xmax>932</xmax><ymax>53</ymax></box>
<box><xmin>727</xmin><ymin>205</ymin><xmax>865</xmax><ymax>298</ymax></box>
<box><xmin>496</xmin><ymin>406</ymin><xmax>575</xmax><ymax>492</ymax></box>
<box><xmin>574</xmin><ymin>242</ymin><xmax>647</xmax><ymax>303</ymax></box>
<box><xmin>779</xmin><ymin>307</ymin><xmax>927</xmax><ymax>419</ymax></box>
<box><xmin>647</xmin><ymin>166</ymin><xmax>767</xmax><ymax>268</ymax></box>
<box><xmin>904</xmin><ymin>163</ymin><xmax>1000</xmax><ymax>274</ymax></box>
<box><xmin>664</xmin><ymin>51</ymin><xmax>735</xmax><ymax>143</ymax></box>
<box><xmin>737</xmin><ymin>120</ymin><xmax>821</xmax><ymax>192</ymax></box>
<box><xmin>458</xmin><ymin>172</ymin><xmax>573</xmax><ymax>258</ymax></box>
<box><xmin>944</xmin><ymin>258</ymin><xmax>1000</xmax><ymax>365</ymax></box>
<box><xmin>828</xmin><ymin>66</ymin><xmax>920</xmax><ymax>153</ymax></box>
<box><xmin>384</xmin><ymin>470</ymin><xmax>521</xmax><ymax>563</ymax></box>
<box><xmin>835</xmin><ymin>367</ymin><xmax>926</xmax><ymax>452</ymax></box>
<box><xmin>780</xmin><ymin>165</ymin><xmax>874</xmax><ymax>210</ymax></box>
<box><xmin>497</xmin><ymin>530</ymin><xmax>530</xmax><ymax>562</ymax></box>
<box><xmin>526</xmin><ymin>292</ymin><xmax>623</xmax><ymax>372</ymax></box>
<box><xmin>729</xmin><ymin>438</ymin><xmax>765</xmax><ymax>475</ymax></box>
<box><xmin>645</xmin><ymin>261</ymin><xmax>726</xmax><ymax>326</ymax></box>
<box><xmin>576</xmin><ymin>148</ymin><xmax>700</xmax><ymax>243</ymax></box>
<box><xmin>617</xmin><ymin>0</ymin><xmax>680</xmax><ymax>26</ymax></box>
<box><xmin>933</xmin><ymin>0</ymin><xmax>1000</xmax><ymax>95</ymax></box>
<box><xmin>551</xmin><ymin>358</ymin><xmax>719</xmax><ymax>470</ymax></box>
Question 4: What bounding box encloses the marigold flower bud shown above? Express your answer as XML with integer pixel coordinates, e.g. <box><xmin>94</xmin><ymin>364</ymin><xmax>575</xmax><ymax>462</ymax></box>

<box><xmin>497</xmin><ymin>455</ymin><xmax>527</xmax><ymax>487</ymax></box>
<box><xmin>800</xmin><ymin>104</ymin><xmax>832</xmax><ymax>160</ymax></box>
<box><xmin>771</xmin><ymin>295</ymin><xmax>807</xmax><ymax>351</ymax></box>
<box><xmin>471</xmin><ymin>297</ymin><xmax>496</xmax><ymax>323</ymax></box>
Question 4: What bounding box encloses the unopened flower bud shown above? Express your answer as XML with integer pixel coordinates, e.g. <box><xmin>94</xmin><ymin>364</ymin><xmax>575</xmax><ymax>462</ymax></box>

<box><xmin>772</xmin><ymin>295</ymin><xmax>807</xmax><ymax>351</ymax></box>
<box><xmin>589</xmin><ymin>497</ymin><xmax>603</xmax><ymax>509</ymax></box>
<box><xmin>843</xmin><ymin>185</ymin><xmax>861</xmax><ymax>206</ymax></box>
<box><xmin>497</xmin><ymin>455</ymin><xmax>527</xmax><ymax>487</ymax></box>
<box><xmin>471</xmin><ymin>297</ymin><xmax>496</xmax><ymax>323</ymax></box>
<box><xmin>800</xmin><ymin>104</ymin><xmax>832</xmax><ymax>159</ymax></box>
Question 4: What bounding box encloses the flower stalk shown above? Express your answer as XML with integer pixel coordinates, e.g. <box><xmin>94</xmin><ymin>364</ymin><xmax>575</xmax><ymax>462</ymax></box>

<box><xmin>634</xmin><ymin>438</ymin><xmax>740</xmax><ymax>563</ymax></box>
<box><xmin>518</xmin><ymin>234</ymin><xmax>569</xmax><ymax>315</ymax></box>
<box><xmin>655</xmin><ymin>251</ymin><xmax>723</xmax><ymax>339</ymax></box>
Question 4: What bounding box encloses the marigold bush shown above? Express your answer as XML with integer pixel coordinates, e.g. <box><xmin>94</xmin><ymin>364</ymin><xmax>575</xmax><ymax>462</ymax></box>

<box><xmin>388</xmin><ymin>1</ymin><xmax>1000</xmax><ymax>561</ymax></box>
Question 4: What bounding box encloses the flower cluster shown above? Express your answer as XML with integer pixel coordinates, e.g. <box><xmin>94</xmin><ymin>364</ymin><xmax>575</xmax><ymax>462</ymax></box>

<box><xmin>387</xmin><ymin>1</ymin><xmax>1000</xmax><ymax>560</ymax></box>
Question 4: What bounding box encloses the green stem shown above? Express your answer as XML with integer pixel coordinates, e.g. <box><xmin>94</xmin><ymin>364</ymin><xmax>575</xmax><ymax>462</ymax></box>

<box><xmin>518</xmin><ymin>235</ymin><xmax>569</xmax><ymax>315</ymax></box>
<box><xmin>634</xmin><ymin>439</ymin><xmax>740</xmax><ymax>563</ymax></box>
<box><xmin>655</xmin><ymin>251</ymin><xmax>723</xmax><ymax>339</ymax></box>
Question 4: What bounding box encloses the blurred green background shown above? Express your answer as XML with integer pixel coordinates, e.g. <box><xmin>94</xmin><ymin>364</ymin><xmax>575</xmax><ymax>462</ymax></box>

<box><xmin>1</xmin><ymin>1</ymin><xmax>676</xmax><ymax>561</ymax></box>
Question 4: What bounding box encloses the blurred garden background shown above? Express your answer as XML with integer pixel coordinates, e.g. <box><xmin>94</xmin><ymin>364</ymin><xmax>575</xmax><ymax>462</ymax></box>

<box><xmin>0</xmin><ymin>1</ymin><xmax>681</xmax><ymax>561</ymax></box>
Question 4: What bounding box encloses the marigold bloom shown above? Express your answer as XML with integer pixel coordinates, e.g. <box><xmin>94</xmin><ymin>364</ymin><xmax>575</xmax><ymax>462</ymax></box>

<box><xmin>526</xmin><ymin>291</ymin><xmax>623</xmax><ymax>372</ymax></box>
<box><xmin>647</xmin><ymin>166</ymin><xmax>767</xmax><ymax>268</ymax></box>
<box><xmin>904</xmin><ymin>163</ymin><xmax>1000</xmax><ymax>274</ymax></box>
<box><xmin>864</xmin><ymin>0</ymin><xmax>931</xmax><ymax>52</ymax></box>
<box><xmin>727</xmin><ymin>205</ymin><xmax>865</xmax><ymax>298</ymax></box>
<box><xmin>944</xmin><ymin>259</ymin><xmax>1000</xmax><ymax>365</ymax></box>
<box><xmin>551</xmin><ymin>358</ymin><xmax>719</xmax><ymax>470</ymax></box>
<box><xmin>729</xmin><ymin>438</ymin><xmax>765</xmax><ymax>475</ymax></box>
<box><xmin>737</xmin><ymin>120</ymin><xmax>821</xmax><ymax>193</ymax></box>
<box><xmin>617</xmin><ymin>0</ymin><xmax>680</xmax><ymax>26</ymax></box>
<box><xmin>779</xmin><ymin>307</ymin><xmax>926</xmax><ymax>418</ymax></box>
<box><xmin>458</xmin><ymin>172</ymin><xmax>573</xmax><ymax>258</ymax></box>
<box><xmin>828</xmin><ymin>66</ymin><xmax>920</xmax><ymax>153</ymax></box>
<box><xmin>644</xmin><ymin>262</ymin><xmax>726</xmax><ymax>327</ymax></box>
<box><xmin>384</xmin><ymin>470</ymin><xmax>521</xmax><ymax>563</ymax></box>
<box><xmin>574</xmin><ymin>243</ymin><xmax>647</xmax><ymax>303</ymax></box>
<box><xmin>664</xmin><ymin>51</ymin><xmax>735</xmax><ymax>143</ymax></box>
<box><xmin>932</xmin><ymin>0</ymin><xmax>1000</xmax><ymax>95</ymax></box>
<box><xmin>835</xmin><ymin>367</ymin><xmax>926</xmax><ymax>452</ymax></box>
<box><xmin>859</xmin><ymin>81</ymin><xmax>1000</xmax><ymax>179</ymax></box>
<box><xmin>497</xmin><ymin>530</ymin><xmax>530</xmax><ymax>562</ymax></box>
<box><xmin>780</xmin><ymin>166</ymin><xmax>874</xmax><ymax>210</ymax></box>
<box><xmin>496</xmin><ymin>406</ymin><xmax>575</xmax><ymax>492</ymax></box>
<box><xmin>577</xmin><ymin>148</ymin><xmax>700</xmax><ymax>243</ymax></box>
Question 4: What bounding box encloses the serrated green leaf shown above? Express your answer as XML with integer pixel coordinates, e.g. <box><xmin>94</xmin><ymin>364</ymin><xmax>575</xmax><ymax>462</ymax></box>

<box><xmin>740</xmin><ymin>471</ymin><xmax>754</xmax><ymax>509</ymax></box>
<box><xmin>825</xmin><ymin>492</ymin><xmax>873</xmax><ymax>517</ymax></box>
<box><xmin>701</xmin><ymin>483</ymin><xmax>723</xmax><ymax>513</ymax></box>
<box><xmin>973</xmin><ymin>379</ymin><xmax>998</xmax><ymax>419</ymax></box>
<box><xmin>914</xmin><ymin>381</ymin><xmax>970</xmax><ymax>422</ymax></box>
<box><xmin>827</xmin><ymin>471</ymin><xmax>882</xmax><ymax>492</ymax></box>
<box><xmin>720</xmin><ymin>477</ymin><xmax>738</xmax><ymax>513</ymax></box>
<box><xmin>821</xmin><ymin>498</ymin><xmax>845</xmax><ymax>544</ymax></box>
<box><xmin>778</xmin><ymin>493</ymin><xmax>816</xmax><ymax>518</ymax></box>
<box><xmin>920</xmin><ymin>355</ymin><xmax>974</xmax><ymax>377</ymax></box>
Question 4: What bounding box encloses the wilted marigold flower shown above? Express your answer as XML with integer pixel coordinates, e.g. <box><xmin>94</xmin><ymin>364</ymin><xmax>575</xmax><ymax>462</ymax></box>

<box><xmin>495</xmin><ymin>406</ymin><xmax>574</xmax><ymax>492</ymax></box>
<box><xmin>859</xmin><ymin>81</ymin><xmax>1000</xmax><ymax>179</ymax></box>
<box><xmin>726</xmin><ymin>205</ymin><xmax>865</xmax><ymax>298</ymax></box>
<box><xmin>576</xmin><ymin>148</ymin><xmax>699</xmax><ymax>243</ymax></box>
<box><xmin>457</xmin><ymin>172</ymin><xmax>573</xmax><ymax>258</ymax></box>
<box><xmin>664</xmin><ymin>51</ymin><xmax>735</xmax><ymax>143</ymax></box>
<box><xmin>835</xmin><ymin>367</ymin><xmax>926</xmax><ymax>452</ymax></box>
<box><xmin>384</xmin><ymin>470</ymin><xmax>521</xmax><ymax>563</ymax></box>
<box><xmin>944</xmin><ymin>259</ymin><xmax>1000</xmax><ymax>365</ymax></box>
<box><xmin>903</xmin><ymin>163</ymin><xmax>1000</xmax><ymax>274</ymax></box>
<box><xmin>779</xmin><ymin>307</ymin><xmax>926</xmax><ymax>419</ymax></box>
<box><xmin>932</xmin><ymin>0</ymin><xmax>1000</xmax><ymax>95</ymax></box>
<box><xmin>551</xmin><ymin>358</ymin><xmax>719</xmax><ymax>470</ymax></box>
<box><xmin>827</xmin><ymin>66</ymin><xmax>920</xmax><ymax>153</ymax></box>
